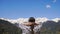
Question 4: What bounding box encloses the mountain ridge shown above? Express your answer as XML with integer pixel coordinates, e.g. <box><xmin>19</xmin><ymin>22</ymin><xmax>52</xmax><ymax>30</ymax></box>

<box><xmin>0</xmin><ymin>18</ymin><xmax>60</xmax><ymax>24</ymax></box>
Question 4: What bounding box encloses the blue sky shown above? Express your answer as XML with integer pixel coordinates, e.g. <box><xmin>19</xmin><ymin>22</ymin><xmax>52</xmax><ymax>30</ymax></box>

<box><xmin>0</xmin><ymin>0</ymin><xmax>60</xmax><ymax>19</ymax></box>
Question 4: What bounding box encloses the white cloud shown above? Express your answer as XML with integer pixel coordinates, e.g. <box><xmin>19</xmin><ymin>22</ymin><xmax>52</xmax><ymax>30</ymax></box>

<box><xmin>53</xmin><ymin>0</ymin><xmax>56</xmax><ymax>3</ymax></box>
<box><xmin>46</xmin><ymin>5</ymin><xmax>51</xmax><ymax>8</ymax></box>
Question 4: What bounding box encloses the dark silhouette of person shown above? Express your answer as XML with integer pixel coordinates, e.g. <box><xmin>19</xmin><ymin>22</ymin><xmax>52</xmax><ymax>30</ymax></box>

<box><xmin>23</xmin><ymin>17</ymin><xmax>38</xmax><ymax>34</ymax></box>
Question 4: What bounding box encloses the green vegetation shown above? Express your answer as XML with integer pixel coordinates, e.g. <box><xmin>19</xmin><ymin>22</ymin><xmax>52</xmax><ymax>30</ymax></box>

<box><xmin>0</xmin><ymin>19</ymin><xmax>22</xmax><ymax>34</ymax></box>
<box><xmin>40</xmin><ymin>21</ymin><xmax>60</xmax><ymax>34</ymax></box>
<box><xmin>0</xmin><ymin>19</ymin><xmax>60</xmax><ymax>34</ymax></box>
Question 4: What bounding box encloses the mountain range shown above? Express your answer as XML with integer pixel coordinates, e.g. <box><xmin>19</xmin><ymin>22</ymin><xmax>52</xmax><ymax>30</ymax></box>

<box><xmin>0</xmin><ymin>17</ymin><xmax>60</xmax><ymax>34</ymax></box>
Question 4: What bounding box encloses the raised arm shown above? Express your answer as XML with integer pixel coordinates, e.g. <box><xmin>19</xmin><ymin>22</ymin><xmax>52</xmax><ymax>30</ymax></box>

<box><xmin>23</xmin><ymin>22</ymin><xmax>33</xmax><ymax>26</ymax></box>
<box><xmin>34</xmin><ymin>23</ymin><xmax>39</xmax><ymax>25</ymax></box>
<box><xmin>23</xmin><ymin>22</ymin><xmax>39</xmax><ymax>26</ymax></box>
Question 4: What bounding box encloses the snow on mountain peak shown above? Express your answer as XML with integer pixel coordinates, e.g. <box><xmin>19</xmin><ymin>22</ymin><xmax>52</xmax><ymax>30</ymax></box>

<box><xmin>0</xmin><ymin>17</ymin><xmax>60</xmax><ymax>24</ymax></box>
<box><xmin>52</xmin><ymin>18</ymin><xmax>60</xmax><ymax>22</ymax></box>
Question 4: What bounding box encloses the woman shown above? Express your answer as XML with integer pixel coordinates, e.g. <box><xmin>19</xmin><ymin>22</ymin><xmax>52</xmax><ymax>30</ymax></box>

<box><xmin>23</xmin><ymin>17</ymin><xmax>38</xmax><ymax>34</ymax></box>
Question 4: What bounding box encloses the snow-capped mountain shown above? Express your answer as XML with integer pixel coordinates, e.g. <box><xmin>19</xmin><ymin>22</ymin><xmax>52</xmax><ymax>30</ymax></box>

<box><xmin>0</xmin><ymin>17</ymin><xmax>60</xmax><ymax>34</ymax></box>
<box><xmin>0</xmin><ymin>17</ymin><xmax>60</xmax><ymax>24</ymax></box>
